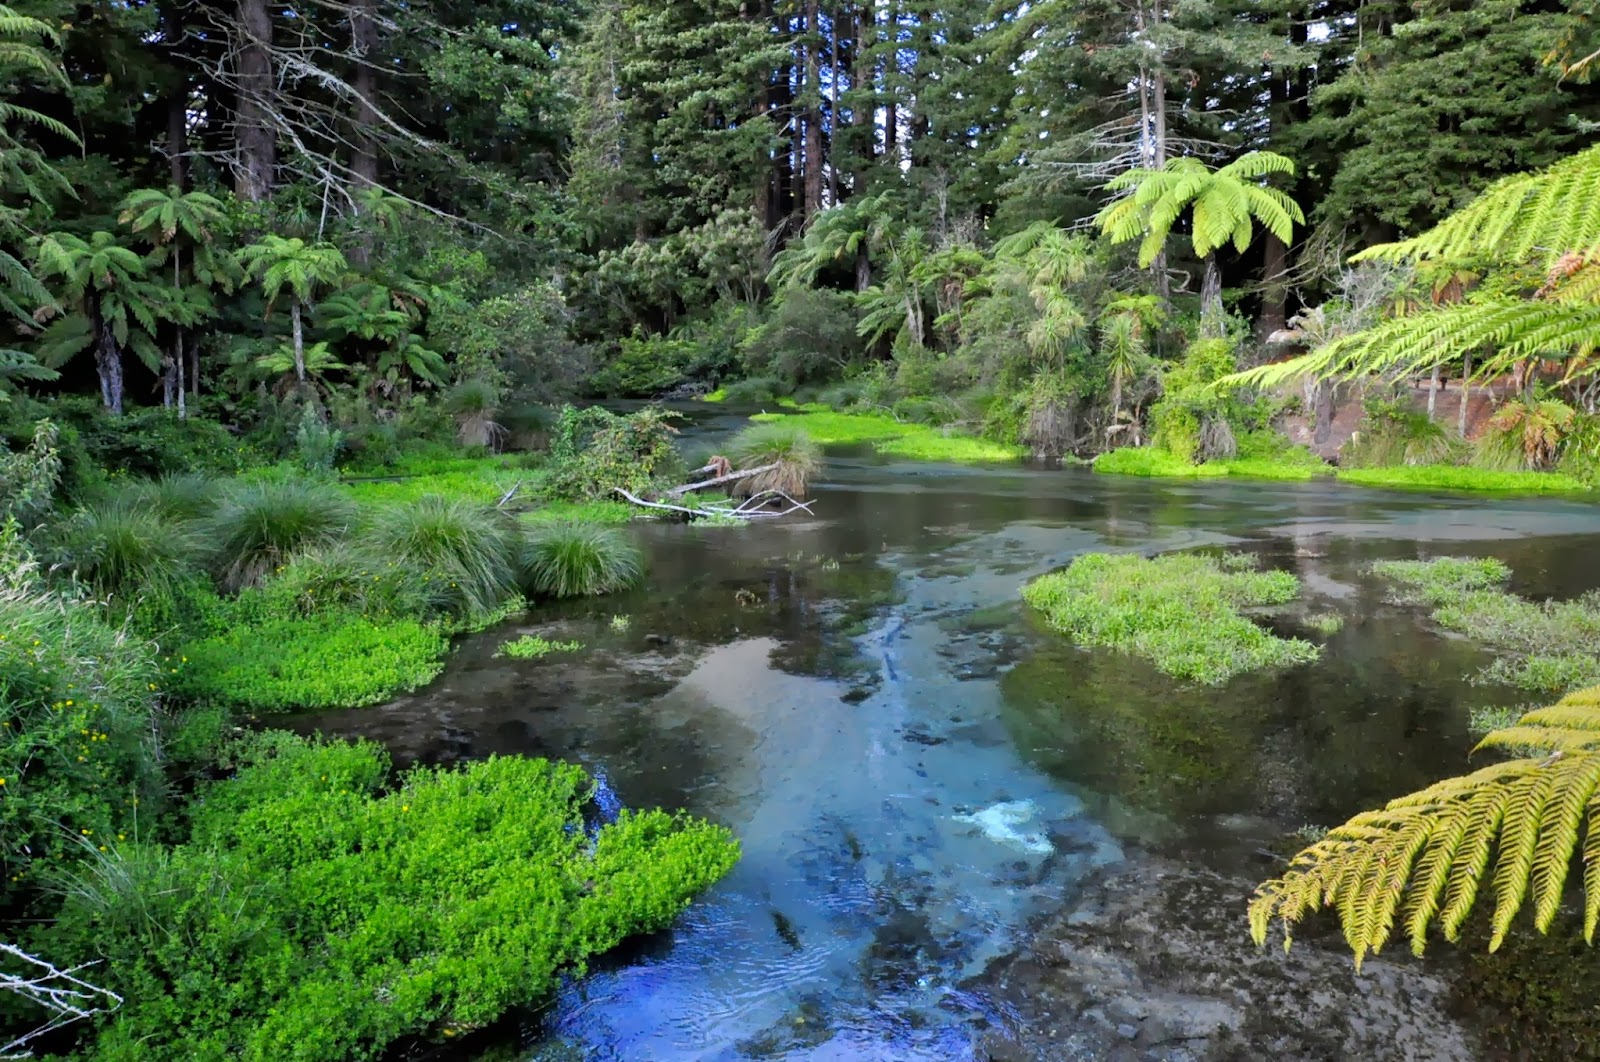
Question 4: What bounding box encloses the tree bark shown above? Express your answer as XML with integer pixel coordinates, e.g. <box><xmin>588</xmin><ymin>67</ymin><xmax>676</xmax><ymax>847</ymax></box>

<box><xmin>350</xmin><ymin>0</ymin><xmax>380</xmax><ymax>190</ymax></box>
<box><xmin>1200</xmin><ymin>255</ymin><xmax>1224</xmax><ymax>336</ymax></box>
<box><xmin>854</xmin><ymin>246</ymin><xmax>871</xmax><ymax>292</ymax></box>
<box><xmin>163</xmin><ymin>2</ymin><xmax>188</xmax><ymax>189</ymax></box>
<box><xmin>235</xmin><ymin>0</ymin><xmax>276</xmax><ymax>201</ymax></box>
<box><xmin>1427</xmin><ymin>362</ymin><xmax>1440</xmax><ymax>420</ymax></box>
<box><xmin>1458</xmin><ymin>353</ymin><xmax>1472</xmax><ymax>437</ymax></box>
<box><xmin>803</xmin><ymin>0</ymin><xmax>824</xmax><ymax>216</ymax></box>
<box><xmin>176</xmin><ymin>330</ymin><xmax>187</xmax><ymax>418</ymax></box>
<box><xmin>1259</xmin><ymin>231</ymin><xmax>1289</xmax><ymax>337</ymax></box>
<box><xmin>93</xmin><ymin>312</ymin><xmax>124</xmax><ymax>416</ymax></box>
<box><xmin>291</xmin><ymin>300</ymin><xmax>307</xmax><ymax>384</ymax></box>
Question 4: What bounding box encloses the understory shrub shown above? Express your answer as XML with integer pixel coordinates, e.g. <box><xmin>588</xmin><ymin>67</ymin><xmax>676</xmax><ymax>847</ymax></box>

<box><xmin>49</xmin><ymin>733</ymin><xmax>739</xmax><ymax>1062</ymax></box>
<box><xmin>1148</xmin><ymin>338</ymin><xmax>1246</xmax><ymax>464</ymax></box>
<box><xmin>172</xmin><ymin>612</ymin><xmax>448</xmax><ymax>711</ymax></box>
<box><xmin>717</xmin><ymin>376</ymin><xmax>786</xmax><ymax>405</ymax></box>
<box><xmin>591</xmin><ymin>334</ymin><xmax>700</xmax><ymax>397</ymax></box>
<box><xmin>544</xmin><ymin>405</ymin><xmax>682</xmax><ymax>501</ymax></box>
<box><xmin>1022</xmin><ymin>551</ymin><xmax>1317</xmax><ymax>684</ymax></box>
<box><xmin>519</xmin><ymin>521</ymin><xmax>643</xmax><ymax>598</ymax></box>
<box><xmin>1342</xmin><ymin>398</ymin><xmax>1456</xmax><ymax>468</ymax></box>
<box><xmin>50</xmin><ymin>497</ymin><xmax>201</xmax><ymax>609</ymax></box>
<box><xmin>741</xmin><ymin>287</ymin><xmax>862</xmax><ymax>390</ymax></box>
<box><xmin>208</xmin><ymin>480</ymin><xmax>357</xmax><ymax>590</ymax></box>
<box><xmin>51</xmin><ymin>399</ymin><xmax>256</xmax><ymax>478</ymax></box>
<box><xmin>1373</xmin><ymin>557</ymin><xmax>1600</xmax><ymax>693</ymax></box>
<box><xmin>0</xmin><ymin>542</ymin><xmax>166</xmax><ymax>907</ymax></box>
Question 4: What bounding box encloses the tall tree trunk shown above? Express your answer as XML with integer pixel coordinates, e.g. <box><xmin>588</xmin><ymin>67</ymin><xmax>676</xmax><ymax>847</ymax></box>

<box><xmin>235</xmin><ymin>0</ymin><xmax>276</xmax><ymax>201</ymax></box>
<box><xmin>291</xmin><ymin>300</ymin><xmax>307</xmax><ymax>384</ymax></box>
<box><xmin>162</xmin><ymin>356</ymin><xmax>175</xmax><ymax>408</ymax></box>
<box><xmin>1259</xmin><ymin>232</ymin><xmax>1289</xmax><ymax>337</ymax></box>
<box><xmin>350</xmin><ymin>0</ymin><xmax>380</xmax><ymax>191</ymax></box>
<box><xmin>1427</xmin><ymin>362</ymin><xmax>1441</xmax><ymax>420</ymax></box>
<box><xmin>852</xmin><ymin>1</ymin><xmax>873</xmax><ymax>196</ymax></box>
<box><xmin>1200</xmin><ymin>255</ymin><xmax>1224</xmax><ymax>336</ymax></box>
<box><xmin>1458</xmin><ymin>353</ymin><xmax>1473</xmax><ymax>437</ymax></box>
<box><xmin>93</xmin><ymin>311</ymin><xmax>124</xmax><ymax>416</ymax></box>
<box><xmin>803</xmin><ymin>0</ymin><xmax>823</xmax><ymax>216</ymax></box>
<box><xmin>163</xmin><ymin>2</ymin><xmax>187</xmax><ymax>189</ymax></box>
<box><xmin>827</xmin><ymin>5</ymin><xmax>840</xmax><ymax>207</ymax></box>
<box><xmin>176</xmin><ymin>330</ymin><xmax>187</xmax><ymax>419</ymax></box>
<box><xmin>855</xmin><ymin>246</ymin><xmax>871</xmax><ymax>292</ymax></box>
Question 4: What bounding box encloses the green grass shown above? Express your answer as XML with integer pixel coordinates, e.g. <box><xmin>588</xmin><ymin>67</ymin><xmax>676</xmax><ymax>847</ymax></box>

<box><xmin>699</xmin><ymin>387</ymin><xmax>728</xmax><ymax>403</ymax></box>
<box><xmin>207</xmin><ymin>480</ymin><xmax>357</xmax><ymax>591</ymax></box>
<box><xmin>747</xmin><ymin>408</ymin><xmax>1024</xmax><ymax>462</ymax></box>
<box><xmin>1022</xmin><ymin>551</ymin><xmax>1318</xmax><ymax>685</ymax></box>
<box><xmin>1094</xmin><ymin>446</ymin><xmax>1329</xmax><ymax>482</ymax></box>
<box><xmin>1335</xmin><ymin>464</ymin><xmax>1594</xmax><ymax>496</ymax></box>
<box><xmin>519</xmin><ymin>521</ymin><xmax>644</xmax><ymax>599</ymax></box>
<box><xmin>1372</xmin><ymin>556</ymin><xmax>1600</xmax><ymax>694</ymax></box>
<box><xmin>340</xmin><ymin>465</ymin><xmax>531</xmax><ymax>507</ymax></box>
<box><xmin>726</xmin><ymin>422</ymin><xmax>822</xmax><ymax>495</ymax></box>
<box><xmin>522</xmin><ymin>499</ymin><xmax>637</xmax><ymax>525</ymax></box>
<box><xmin>1304</xmin><ymin>611</ymin><xmax>1345</xmax><ymax>635</ymax></box>
<box><xmin>358</xmin><ymin>496</ymin><xmax>518</xmax><ymax>618</ymax></box>
<box><xmin>497</xmin><ymin>635</ymin><xmax>583</xmax><ymax>659</ymax></box>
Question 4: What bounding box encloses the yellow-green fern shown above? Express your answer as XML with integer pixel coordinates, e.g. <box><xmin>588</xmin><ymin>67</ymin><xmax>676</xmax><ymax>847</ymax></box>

<box><xmin>1250</xmin><ymin>685</ymin><xmax>1600</xmax><ymax>967</ymax></box>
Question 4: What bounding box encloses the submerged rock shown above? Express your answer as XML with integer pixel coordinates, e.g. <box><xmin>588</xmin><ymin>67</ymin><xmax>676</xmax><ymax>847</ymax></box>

<box><xmin>975</xmin><ymin>855</ymin><xmax>1478</xmax><ymax>1061</ymax></box>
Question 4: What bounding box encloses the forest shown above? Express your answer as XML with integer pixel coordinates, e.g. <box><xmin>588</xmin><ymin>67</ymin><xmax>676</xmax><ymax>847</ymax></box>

<box><xmin>7</xmin><ymin>0</ymin><xmax>1600</xmax><ymax>1057</ymax></box>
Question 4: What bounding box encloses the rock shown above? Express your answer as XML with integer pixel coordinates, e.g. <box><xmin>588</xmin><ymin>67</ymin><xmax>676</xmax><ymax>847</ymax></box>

<box><xmin>643</xmin><ymin>633</ymin><xmax>671</xmax><ymax>647</ymax></box>
<box><xmin>840</xmin><ymin>686</ymin><xmax>873</xmax><ymax>704</ymax></box>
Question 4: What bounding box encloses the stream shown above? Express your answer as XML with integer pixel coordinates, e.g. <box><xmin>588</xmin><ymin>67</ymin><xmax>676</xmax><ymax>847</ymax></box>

<box><xmin>299</xmin><ymin>409</ymin><xmax>1600</xmax><ymax>1060</ymax></box>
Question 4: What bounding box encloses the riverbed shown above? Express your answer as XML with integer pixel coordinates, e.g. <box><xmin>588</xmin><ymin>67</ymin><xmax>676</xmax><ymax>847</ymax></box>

<box><xmin>299</xmin><ymin>418</ymin><xmax>1600</xmax><ymax>1060</ymax></box>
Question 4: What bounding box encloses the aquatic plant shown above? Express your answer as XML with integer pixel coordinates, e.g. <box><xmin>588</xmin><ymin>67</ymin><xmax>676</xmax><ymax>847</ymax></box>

<box><xmin>1021</xmin><ymin>551</ymin><xmax>1317</xmax><ymax>685</ymax></box>
<box><xmin>1251</xmin><ymin>683</ymin><xmax>1600</xmax><ymax>964</ymax></box>
<box><xmin>1373</xmin><ymin>557</ymin><xmax>1600</xmax><ymax>693</ymax></box>
<box><xmin>497</xmin><ymin>634</ymin><xmax>583</xmax><ymax>659</ymax></box>
<box><xmin>725</xmin><ymin>422</ymin><xmax>822</xmax><ymax>496</ymax></box>
<box><xmin>1094</xmin><ymin>446</ymin><xmax>1229</xmax><ymax>478</ymax></box>
<box><xmin>519</xmin><ymin>521</ymin><xmax>644</xmax><ymax>598</ymax></box>
<box><xmin>51</xmin><ymin>733</ymin><xmax>739</xmax><ymax>1060</ymax></box>
<box><xmin>1304</xmin><ymin>612</ymin><xmax>1344</xmax><ymax>635</ymax></box>
<box><xmin>173</xmin><ymin>611</ymin><xmax>448</xmax><ymax>710</ymax></box>
<box><xmin>609</xmin><ymin>614</ymin><xmax>632</xmax><ymax>632</ymax></box>
<box><xmin>1095</xmin><ymin>441</ymin><xmax>1327</xmax><ymax>482</ymax></box>
<box><xmin>207</xmin><ymin>479</ymin><xmax>356</xmax><ymax>590</ymax></box>
<box><xmin>747</xmin><ymin>408</ymin><xmax>1024</xmax><ymax>462</ymax></box>
<box><xmin>359</xmin><ymin>495</ymin><xmax>518</xmax><ymax>617</ymax></box>
<box><xmin>50</xmin><ymin>496</ymin><xmax>200</xmax><ymax>606</ymax></box>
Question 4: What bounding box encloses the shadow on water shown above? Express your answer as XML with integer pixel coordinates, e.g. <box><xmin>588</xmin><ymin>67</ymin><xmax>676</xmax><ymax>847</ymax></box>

<box><xmin>295</xmin><ymin>453</ymin><xmax>1600</xmax><ymax>1060</ymax></box>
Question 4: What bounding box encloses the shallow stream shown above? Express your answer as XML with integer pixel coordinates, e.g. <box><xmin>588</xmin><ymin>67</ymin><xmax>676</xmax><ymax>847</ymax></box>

<box><xmin>300</xmin><ymin>411</ymin><xmax>1600</xmax><ymax>1060</ymax></box>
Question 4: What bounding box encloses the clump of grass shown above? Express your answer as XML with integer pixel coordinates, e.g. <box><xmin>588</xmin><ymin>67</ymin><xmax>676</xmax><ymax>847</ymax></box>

<box><xmin>1094</xmin><ymin>447</ymin><xmax>1229</xmax><ymax>478</ymax></box>
<box><xmin>726</xmin><ymin>422</ymin><xmax>822</xmax><ymax>496</ymax></box>
<box><xmin>208</xmin><ymin>479</ymin><xmax>355</xmax><ymax>590</ymax></box>
<box><xmin>497</xmin><ymin>635</ymin><xmax>583</xmax><ymax>659</ymax></box>
<box><xmin>1304</xmin><ymin>611</ymin><xmax>1344</xmax><ymax>635</ymax></box>
<box><xmin>445</xmin><ymin>377</ymin><xmax>506</xmax><ymax>451</ymax></box>
<box><xmin>519</xmin><ymin>521</ymin><xmax>644</xmax><ymax>599</ymax></box>
<box><xmin>1336</xmin><ymin>465</ymin><xmax>1592</xmax><ymax>496</ymax></box>
<box><xmin>1468</xmin><ymin>704</ymin><xmax>1525</xmax><ymax>737</ymax></box>
<box><xmin>52</xmin><ymin>497</ymin><xmax>200</xmax><ymax>606</ymax></box>
<box><xmin>125</xmin><ymin>473</ymin><xmax>220</xmax><ymax>522</ymax></box>
<box><xmin>360</xmin><ymin>495</ymin><xmax>518</xmax><ymax>617</ymax></box>
<box><xmin>1022</xmin><ymin>551</ymin><xmax>1318</xmax><ymax>685</ymax></box>
<box><xmin>1373</xmin><ymin>557</ymin><xmax>1600</xmax><ymax>693</ymax></box>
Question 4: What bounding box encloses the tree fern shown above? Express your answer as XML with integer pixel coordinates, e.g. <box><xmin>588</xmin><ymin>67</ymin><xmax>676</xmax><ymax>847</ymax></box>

<box><xmin>1251</xmin><ymin>685</ymin><xmax>1600</xmax><ymax>967</ymax></box>
<box><xmin>1228</xmin><ymin>146</ymin><xmax>1600</xmax><ymax>391</ymax></box>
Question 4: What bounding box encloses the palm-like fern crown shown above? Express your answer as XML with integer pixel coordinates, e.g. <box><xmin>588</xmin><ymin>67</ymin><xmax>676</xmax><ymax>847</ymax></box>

<box><xmin>1252</xmin><ymin>684</ymin><xmax>1600</xmax><ymax>968</ymax></box>
<box><xmin>1097</xmin><ymin>151</ymin><xmax>1303</xmax><ymax>268</ymax></box>
<box><xmin>1229</xmin><ymin>144</ymin><xmax>1600</xmax><ymax>390</ymax></box>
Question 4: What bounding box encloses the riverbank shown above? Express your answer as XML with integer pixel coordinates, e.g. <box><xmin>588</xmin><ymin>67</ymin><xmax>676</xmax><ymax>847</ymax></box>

<box><xmin>1094</xmin><ymin>445</ymin><xmax>1597</xmax><ymax>497</ymax></box>
<box><xmin>746</xmin><ymin>405</ymin><xmax>1026</xmax><ymax>462</ymax></box>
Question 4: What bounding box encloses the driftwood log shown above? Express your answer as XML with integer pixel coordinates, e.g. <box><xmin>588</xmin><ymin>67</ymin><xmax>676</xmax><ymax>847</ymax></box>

<box><xmin>613</xmin><ymin>487</ymin><xmax>813</xmax><ymax>520</ymax></box>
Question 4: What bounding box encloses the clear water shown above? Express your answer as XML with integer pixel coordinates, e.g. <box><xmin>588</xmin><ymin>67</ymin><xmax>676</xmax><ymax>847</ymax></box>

<box><xmin>298</xmin><ymin>429</ymin><xmax>1600</xmax><ymax>1060</ymax></box>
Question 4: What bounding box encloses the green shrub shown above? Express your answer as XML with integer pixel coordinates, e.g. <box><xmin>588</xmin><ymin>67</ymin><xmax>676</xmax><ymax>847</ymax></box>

<box><xmin>208</xmin><ymin>479</ymin><xmax>357</xmax><ymax>590</ymax></box>
<box><xmin>358</xmin><ymin>495</ymin><xmax>518</xmax><ymax>617</ymax></box>
<box><xmin>717</xmin><ymin>376</ymin><xmax>785</xmax><ymax>405</ymax></box>
<box><xmin>591</xmin><ymin>335</ymin><xmax>699</xmax><ymax>397</ymax></box>
<box><xmin>51</xmin><ymin>398</ymin><xmax>256</xmax><ymax>478</ymax></box>
<box><xmin>51</xmin><ymin>733</ymin><xmax>738</xmax><ymax>1062</ymax></box>
<box><xmin>250</xmin><ymin>545</ymin><xmax>442</xmax><ymax>621</ymax></box>
<box><xmin>497</xmin><ymin>635</ymin><xmax>583</xmax><ymax>659</ymax></box>
<box><xmin>741</xmin><ymin>287</ymin><xmax>862</xmax><ymax>390</ymax></box>
<box><xmin>0</xmin><ymin>567</ymin><xmax>165</xmax><ymax>906</ymax></box>
<box><xmin>50</xmin><ymin>497</ymin><xmax>201</xmax><ymax>607</ymax></box>
<box><xmin>1342</xmin><ymin>397</ymin><xmax>1457</xmax><ymax>468</ymax></box>
<box><xmin>445</xmin><ymin>377</ymin><xmax>505</xmax><ymax>450</ymax></box>
<box><xmin>173</xmin><ymin>612</ymin><xmax>449</xmax><ymax>711</ymax></box>
<box><xmin>520</xmin><ymin>521</ymin><xmax>643</xmax><ymax>598</ymax></box>
<box><xmin>543</xmin><ymin>405</ymin><xmax>682</xmax><ymax>501</ymax></box>
<box><xmin>725</xmin><ymin>422</ymin><xmax>822</xmax><ymax>496</ymax></box>
<box><xmin>1022</xmin><ymin>551</ymin><xmax>1318</xmax><ymax>684</ymax></box>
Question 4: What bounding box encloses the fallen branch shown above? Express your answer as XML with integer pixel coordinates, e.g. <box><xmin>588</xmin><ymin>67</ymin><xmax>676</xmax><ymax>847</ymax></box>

<box><xmin>494</xmin><ymin>480</ymin><xmax>522</xmax><ymax>510</ymax></box>
<box><xmin>611</xmin><ymin>487</ymin><xmax>814</xmax><ymax>520</ymax></box>
<box><xmin>663</xmin><ymin>462</ymin><xmax>780</xmax><ymax>498</ymax></box>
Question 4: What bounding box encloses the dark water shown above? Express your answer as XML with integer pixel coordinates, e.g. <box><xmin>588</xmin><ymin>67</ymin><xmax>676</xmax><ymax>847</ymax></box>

<box><xmin>299</xmin><ymin>425</ymin><xmax>1600</xmax><ymax>1060</ymax></box>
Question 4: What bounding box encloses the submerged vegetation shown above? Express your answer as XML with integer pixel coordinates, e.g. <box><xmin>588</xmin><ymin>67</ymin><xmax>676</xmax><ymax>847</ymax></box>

<box><xmin>1022</xmin><ymin>551</ymin><xmax>1317</xmax><ymax>685</ymax></box>
<box><xmin>497</xmin><ymin>634</ymin><xmax>584</xmax><ymax>659</ymax></box>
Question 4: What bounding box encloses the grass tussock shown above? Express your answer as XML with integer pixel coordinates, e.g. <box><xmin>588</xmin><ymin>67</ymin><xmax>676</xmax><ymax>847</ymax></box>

<box><xmin>1373</xmin><ymin>556</ymin><xmax>1600</xmax><ymax>693</ymax></box>
<box><xmin>208</xmin><ymin>480</ymin><xmax>356</xmax><ymax>591</ymax></box>
<box><xmin>359</xmin><ymin>495</ymin><xmax>518</xmax><ymax>617</ymax></box>
<box><xmin>519</xmin><ymin>521</ymin><xmax>644</xmax><ymax>599</ymax></box>
<box><xmin>52</xmin><ymin>497</ymin><xmax>200</xmax><ymax>605</ymax></box>
<box><xmin>1022</xmin><ymin>551</ymin><xmax>1318</xmax><ymax>685</ymax></box>
<box><xmin>725</xmin><ymin>422</ymin><xmax>822</xmax><ymax>496</ymax></box>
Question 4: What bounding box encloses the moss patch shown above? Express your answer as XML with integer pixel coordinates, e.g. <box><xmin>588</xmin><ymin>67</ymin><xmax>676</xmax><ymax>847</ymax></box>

<box><xmin>1094</xmin><ymin>446</ymin><xmax>1328</xmax><ymax>482</ymax></box>
<box><xmin>1336</xmin><ymin>464</ymin><xmax>1593</xmax><ymax>496</ymax></box>
<box><xmin>1022</xmin><ymin>551</ymin><xmax>1317</xmax><ymax>685</ymax></box>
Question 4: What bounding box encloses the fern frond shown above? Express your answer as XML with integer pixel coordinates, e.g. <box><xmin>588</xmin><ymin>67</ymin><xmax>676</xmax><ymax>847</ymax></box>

<box><xmin>1252</xmin><ymin>686</ymin><xmax>1600</xmax><ymax>961</ymax></box>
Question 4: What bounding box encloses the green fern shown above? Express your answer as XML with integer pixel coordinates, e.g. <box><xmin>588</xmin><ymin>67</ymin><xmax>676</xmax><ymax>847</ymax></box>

<box><xmin>1250</xmin><ymin>685</ymin><xmax>1600</xmax><ymax>967</ymax></box>
<box><xmin>1228</xmin><ymin>146</ymin><xmax>1600</xmax><ymax>391</ymax></box>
